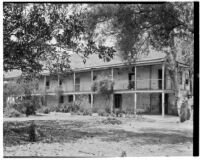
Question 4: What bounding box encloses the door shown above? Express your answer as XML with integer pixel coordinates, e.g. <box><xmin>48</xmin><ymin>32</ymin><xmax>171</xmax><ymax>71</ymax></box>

<box><xmin>159</xmin><ymin>94</ymin><xmax>162</xmax><ymax>114</ymax></box>
<box><xmin>158</xmin><ymin>69</ymin><xmax>162</xmax><ymax>89</ymax></box>
<box><xmin>128</xmin><ymin>73</ymin><xmax>135</xmax><ymax>89</ymax></box>
<box><xmin>165</xmin><ymin>94</ymin><xmax>168</xmax><ymax>114</ymax></box>
<box><xmin>114</xmin><ymin>94</ymin><xmax>122</xmax><ymax>109</ymax></box>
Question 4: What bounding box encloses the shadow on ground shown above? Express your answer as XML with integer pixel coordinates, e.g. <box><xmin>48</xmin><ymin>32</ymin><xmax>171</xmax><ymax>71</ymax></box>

<box><xmin>3</xmin><ymin>119</ymin><xmax>193</xmax><ymax>147</ymax></box>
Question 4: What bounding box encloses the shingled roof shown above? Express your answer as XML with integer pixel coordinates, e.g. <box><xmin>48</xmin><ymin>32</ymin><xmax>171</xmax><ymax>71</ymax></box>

<box><xmin>4</xmin><ymin>49</ymin><xmax>166</xmax><ymax>78</ymax></box>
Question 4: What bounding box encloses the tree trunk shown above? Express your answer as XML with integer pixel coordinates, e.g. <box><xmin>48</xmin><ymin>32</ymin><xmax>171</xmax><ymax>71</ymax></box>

<box><xmin>168</xmin><ymin>68</ymin><xmax>181</xmax><ymax>116</ymax></box>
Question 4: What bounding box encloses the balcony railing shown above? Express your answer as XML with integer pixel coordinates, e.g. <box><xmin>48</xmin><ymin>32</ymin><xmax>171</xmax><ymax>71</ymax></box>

<box><xmin>35</xmin><ymin>78</ymin><xmax>172</xmax><ymax>95</ymax></box>
<box><xmin>114</xmin><ymin>78</ymin><xmax>172</xmax><ymax>90</ymax></box>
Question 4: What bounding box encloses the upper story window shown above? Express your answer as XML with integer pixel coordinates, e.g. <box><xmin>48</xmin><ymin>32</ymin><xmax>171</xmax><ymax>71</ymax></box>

<box><xmin>46</xmin><ymin>80</ymin><xmax>50</xmax><ymax>89</ymax></box>
<box><xmin>93</xmin><ymin>75</ymin><xmax>97</xmax><ymax>81</ymax></box>
<box><xmin>75</xmin><ymin>77</ymin><xmax>80</xmax><ymax>91</ymax></box>
<box><xmin>59</xmin><ymin>79</ymin><xmax>62</xmax><ymax>86</ymax></box>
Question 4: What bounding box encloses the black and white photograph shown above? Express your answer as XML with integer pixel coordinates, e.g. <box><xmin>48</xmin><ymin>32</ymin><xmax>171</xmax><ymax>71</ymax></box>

<box><xmin>3</xmin><ymin>1</ymin><xmax>197</xmax><ymax>157</ymax></box>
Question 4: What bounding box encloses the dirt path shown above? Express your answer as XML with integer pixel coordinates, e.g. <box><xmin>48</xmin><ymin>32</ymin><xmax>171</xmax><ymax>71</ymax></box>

<box><xmin>3</xmin><ymin>114</ymin><xmax>193</xmax><ymax>157</ymax></box>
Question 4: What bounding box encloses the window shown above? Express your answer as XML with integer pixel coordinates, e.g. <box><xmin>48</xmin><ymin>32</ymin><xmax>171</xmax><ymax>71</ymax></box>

<box><xmin>68</xmin><ymin>95</ymin><xmax>73</xmax><ymax>102</ymax></box>
<box><xmin>59</xmin><ymin>95</ymin><xmax>64</xmax><ymax>104</ymax></box>
<box><xmin>75</xmin><ymin>77</ymin><xmax>80</xmax><ymax>91</ymax></box>
<box><xmin>59</xmin><ymin>79</ymin><xmax>62</xmax><ymax>86</ymax></box>
<box><xmin>46</xmin><ymin>80</ymin><xmax>50</xmax><ymax>89</ymax></box>
<box><xmin>88</xmin><ymin>94</ymin><xmax>91</xmax><ymax>103</ymax></box>
<box><xmin>93</xmin><ymin>76</ymin><xmax>97</xmax><ymax>81</ymax></box>
<box><xmin>128</xmin><ymin>73</ymin><xmax>135</xmax><ymax>89</ymax></box>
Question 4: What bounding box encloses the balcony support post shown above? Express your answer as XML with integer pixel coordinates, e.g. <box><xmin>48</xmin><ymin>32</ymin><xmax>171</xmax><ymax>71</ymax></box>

<box><xmin>73</xmin><ymin>72</ymin><xmax>76</xmax><ymax>101</ymax></box>
<box><xmin>135</xmin><ymin>66</ymin><xmax>137</xmax><ymax>90</ymax></box>
<box><xmin>111</xmin><ymin>68</ymin><xmax>114</xmax><ymax>113</ymax></box>
<box><xmin>134</xmin><ymin>93</ymin><xmax>137</xmax><ymax>116</ymax></box>
<box><xmin>162</xmin><ymin>63</ymin><xmax>165</xmax><ymax>90</ymax></box>
<box><xmin>44</xmin><ymin>75</ymin><xmax>47</xmax><ymax>106</ymax></box>
<box><xmin>162</xmin><ymin>92</ymin><xmax>165</xmax><ymax>117</ymax></box>
<box><xmin>150</xmin><ymin>65</ymin><xmax>152</xmax><ymax>90</ymax></box>
<box><xmin>91</xmin><ymin>70</ymin><xmax>93</xmax><ymax>108</ymax></box>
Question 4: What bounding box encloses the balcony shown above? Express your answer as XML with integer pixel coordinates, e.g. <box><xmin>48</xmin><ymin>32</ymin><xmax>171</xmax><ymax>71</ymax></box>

<box><xmin>114</xmin><ymin>78</ymin><xmax>172</xmax><ymax>91</ymax></box>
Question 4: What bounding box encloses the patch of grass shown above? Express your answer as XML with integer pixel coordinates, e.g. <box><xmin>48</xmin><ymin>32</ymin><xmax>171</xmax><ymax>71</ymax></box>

<box><xmin>101</xmin><ymin>117</ymin><xmax>122</xmax><ymax>125</ymax></box>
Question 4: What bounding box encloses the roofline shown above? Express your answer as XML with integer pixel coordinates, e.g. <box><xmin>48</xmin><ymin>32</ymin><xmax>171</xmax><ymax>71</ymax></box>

<box><xmin>4</xmin><ymin>58</ymin><xmax>165</xmax><ymax>79</ymax></box>
<box><xmin>41</xmin><ymin>58</ymin><xmax>165</xmax><ymax>75</ymax></box>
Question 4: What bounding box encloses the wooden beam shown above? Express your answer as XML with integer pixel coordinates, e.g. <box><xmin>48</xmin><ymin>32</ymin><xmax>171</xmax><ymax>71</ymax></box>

<box><xmin>73</xmin><ymin>72</ymin><xmax>76</xmax><ymax>102</ymax></box>
<box><xmin>111</xmin><ymin>68</ymin><xmax>114</xmax><ymax>81</ymax></box>
<box><xmin>91</xmin><ymin>93</ymin><xmax>93</xmax><ymax>108</ymax></box>
<box><xmin>135</xmin><ymin>66</ymin><xmax>137</xmax><ymax>90</ymax></box>
<box><xmin>150</xmin><ymin>65</ymin><xmax>152</xmax><ymax>90</ymax></box>
<box><xmin>162</xmin><ymin>92</ymin><xmax>165</xmax><ymax>117</ymax></box>
<box><xmin>91</xmin><ymin>70</ymin><xmax>93</xmax><ymax>82</ymax></box>
<box><xmin>134</xmin><ymin>93</ymin><xmax>137</xmax><ymax>116</ymax></box>
<box><xmin>44</xmin><ymin>76</ymin><xmax>47</xmax><ymax>106</ymax></box>
<box><xmin>162</xmin><ymin>63</ymin><xmax>165</xmax><ymax>90</ymax></box>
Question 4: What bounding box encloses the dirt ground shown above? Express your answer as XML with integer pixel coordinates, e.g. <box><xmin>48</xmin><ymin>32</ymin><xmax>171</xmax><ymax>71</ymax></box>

<box><xmin>3</xmin><ymin>113</ymin><xmax>193</xmax><ymax>157</ymax></box>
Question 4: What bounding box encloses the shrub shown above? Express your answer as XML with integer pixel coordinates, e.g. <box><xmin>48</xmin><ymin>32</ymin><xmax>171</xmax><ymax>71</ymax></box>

<box><xmin>91</xmin><ymin>78</ymin><xmax>114</xmax><ymax>94</ymax></box>
<box><xmin>105</xmin><ymin>106</ymin><xmax>111</xmax><ymax>114</ymax></box>
<box><xmin>101</xmin><ymin>117</ymin><xmax>122</xmax><ymax>125</ymax></box>
<box><xmin>37</xmin><ymin>106</ymin><xmax>51</xmax><ymax>114</ymax></box>
<box><xmin>67</xmin><ymin>102</ymin><xmax>80</xmax><ymax>113</ymax></box>
<box><xmin>4</xmin><ymin>108</ymin><xmax>22</xmax><ymax>117</ymax></box>
<box><xmin>98</xmin><ymin>109</ymin><xmax>109</xmax><ymax>117</ymax></box>
<box><xmin>92</xmin><ymin>106</ymin><xmax>99</xmax><ymax>113</ymax></box>
<box><xmin>82</xmin><ymin>107</ymin><xmax>92</xmax><ymax>116</ymax></box>
<box><xmin>180</xmin><ymin>101</ymin><xmax>191</xmax><ymax>122</ymax></box>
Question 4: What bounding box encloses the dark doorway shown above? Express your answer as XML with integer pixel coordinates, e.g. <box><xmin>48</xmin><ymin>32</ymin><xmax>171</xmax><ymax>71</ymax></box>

<box><xmin>165</xmin><ymin>94</ymin><xmax>168</xmax><ymax>114</ymax></box>
<box><xmin>158</xmin><ymin>69</ymin><xmax>162</xmax><ymax>89</ymax></box>
<box><xmin>159</xmin><ymin>94</ymin><xmax>162</xmax><ymax>114</ymax></box>
<box><xmin>114</xmin><ymin>94</ymin><xmax>122</xmax><ymax>109</ymax></box>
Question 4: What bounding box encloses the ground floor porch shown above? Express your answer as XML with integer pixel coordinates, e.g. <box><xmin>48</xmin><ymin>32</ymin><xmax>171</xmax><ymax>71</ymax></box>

<box><xmin>42</xmin><ymin>91</ymin><xmax>177</xmax><ymax>117</ymax></box>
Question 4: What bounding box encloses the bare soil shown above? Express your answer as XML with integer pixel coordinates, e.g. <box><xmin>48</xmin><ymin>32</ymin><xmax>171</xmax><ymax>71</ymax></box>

<box><xmin>3</xmin><ymin>113</ymin><xmax>193</xmax><ymax>157</ymax></box>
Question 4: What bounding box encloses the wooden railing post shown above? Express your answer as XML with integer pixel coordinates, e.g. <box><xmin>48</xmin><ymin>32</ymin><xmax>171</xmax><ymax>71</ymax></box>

<box><xmin>135</xmin><ymin>66</ymin><xmax>137</xmax><ymax>90</ymax></box>
<box><xmin>44</xmin><ymin>75</ymin><xmax>47</xmax><ymax>106</ymax></box>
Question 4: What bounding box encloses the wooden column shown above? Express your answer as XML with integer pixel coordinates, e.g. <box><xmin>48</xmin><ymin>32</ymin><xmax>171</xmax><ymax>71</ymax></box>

<box><xmin>134</xmin><ymin>93</ymin><xmax>137</xmax><ymax>116</ymax></box>
<box><xmin>162</xmin><ymin>63</ymin><xmax>165</xmax><ymax>90</ymax></box>
<box><xmin>91</xmin><ymin>70</ymin><xmax>93</xmax><ymax>108</ymax></box>
<box><xmin>162</xmin><ymin>92</ymin><xmax>165</xmax><ymax>117</ymax></box>
<box><xmin>150</xmin><ymin>65</ymin><xmax>152</xmax><ymax>90</ymax></box>
<box><xmin>111</xmin><ymin>68</ymin><xmax>114</xmax><ymax>113</ymax></box>
<box><xmin>162</xmin><ymin>63</ymin><xmax>165</xmax><ymax>117</ymax></box>
<box><xmin>44</xmin><ymin>76</ymin><xmax>47</xmax><ymax>106</ymax></box>
<box><xmin>111</xmin><ymin>67</ymin><xmax>114</xmax><ymax>81</ymax></box>
<box><xmin>135</xmin><ymin>66</ymin><xmax>137</xmax><ymax>90</ymax></box>
<box><xmin>73</xmin><ymin>72</ymin><xmax>76</xmax><ymax>101</ymax></box>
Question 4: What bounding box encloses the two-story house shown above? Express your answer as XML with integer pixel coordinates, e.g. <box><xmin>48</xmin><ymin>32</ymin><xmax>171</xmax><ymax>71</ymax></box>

<box><xmin>4</xmin><ymin>50</ymin><xmax>190</xmax><ymax>117</ymax></box>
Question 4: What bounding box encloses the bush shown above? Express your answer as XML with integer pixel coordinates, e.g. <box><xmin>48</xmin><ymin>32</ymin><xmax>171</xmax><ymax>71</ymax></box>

<box><xmin>82</xmin><ymin>107</ymin><xmax>92</xmax><ymax>116</ymax></box>
<box><xmin>101</xmin><ymin>117</ymin><xmax>122</xmax><ymax>125</ymax></box>
<box><xmin>37</xmin><ymin>106</ymin><xmax>51</xmax><ymax>114</ymax></box>
<box><xmin>98</xmin><ymin>109</ymin><xmax>109</xmax><ymax>117</ymax></box>
<box><xmin>92</xmin><ymin>106</ymin><xmax>99</xmax><ymax>113</ymax></box>
<box><xmin>67</xmin><ymin>102</ymin><xmax>80</xmax><ymax>113</ymax></box>
<box><xmin>180</xmin><ymin>101</ymin><xmax>191</xmax><ymax>122</ymax></box>
<box><xmin>91</xmin><ymin>78</ymin><xmax>114</xmax><ymax>94</ymax></box>
<box><xmin>105</xmin><ymin>106</ymin><xmax>111</xmax><ymax>114</ymax></box>
<box><xmin>13</xmin><ymin>96</ymin><xmax>42</xmax><ymax>116</ymax></box>
<box><xmin>4</xmin><ymin>108</ymin><xmax>22</xmax><ymax>117</ymax></box>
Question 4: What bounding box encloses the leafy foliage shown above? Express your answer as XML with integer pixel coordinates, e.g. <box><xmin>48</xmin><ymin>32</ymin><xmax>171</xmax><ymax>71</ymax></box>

<box><xmin>3</xmin><ymin>3</ymin><xmax>116</xmax><ymax>76</ymax></box>
<box><xmin>91</xmin><ymin>76</ymin><xmax>114</xmax><ymax>94</ymax></box>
